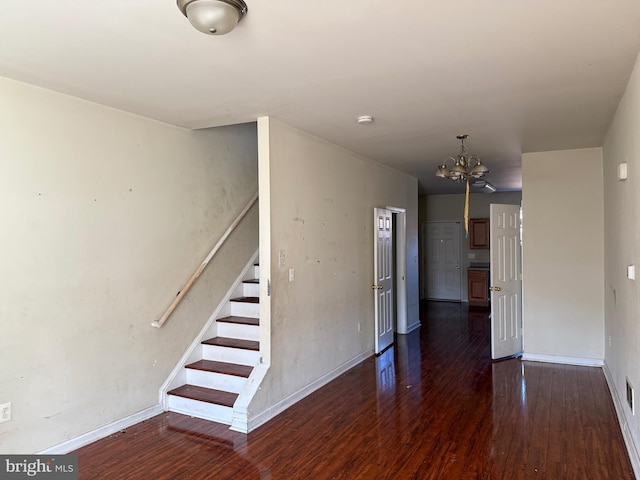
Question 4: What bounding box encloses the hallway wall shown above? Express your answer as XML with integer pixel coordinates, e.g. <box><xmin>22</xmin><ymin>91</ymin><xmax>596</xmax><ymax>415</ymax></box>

<box><xmin>521</xmin><ymin>147</ymin><xmax>604</xmax><ymax>362</ymax></box>
<box><xmin>249</xmin><ymin>118</ymin><xmax>419</xmax><ymax>427</ymax></box>
<box><xmin>603</xmin><ymin>50</ymin><xmax>640</xmax><ymax>471</ymax></box>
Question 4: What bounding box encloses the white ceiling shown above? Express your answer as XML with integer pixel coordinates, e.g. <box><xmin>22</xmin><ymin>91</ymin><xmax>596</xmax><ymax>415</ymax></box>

<box><xmin>2</xmin><ymin>1</ymin><xmax>640</xmax><ymax>194</ymax></box>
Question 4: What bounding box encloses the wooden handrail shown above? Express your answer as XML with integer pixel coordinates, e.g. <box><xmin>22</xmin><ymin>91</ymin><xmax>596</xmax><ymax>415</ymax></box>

<box><xmin>151</xmin><ymin>192</ymin><xmax>259</xmax><ymax>328</ymax></box>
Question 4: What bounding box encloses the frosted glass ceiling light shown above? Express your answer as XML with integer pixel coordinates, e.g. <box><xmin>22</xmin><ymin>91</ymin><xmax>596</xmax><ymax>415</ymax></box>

<box><xmin>177</xmin><ymin>0</ymin><xmax>248</xmax><ymax>35</ymax></box>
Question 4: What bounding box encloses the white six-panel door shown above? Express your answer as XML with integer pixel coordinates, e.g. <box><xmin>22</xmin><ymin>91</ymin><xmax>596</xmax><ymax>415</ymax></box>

<box><xmin>424</xmin><ymin>221</ymin><xmax>462</xmax><ymax>301</ymax></box>
<box><xmin>490</xmin><ymin>204</ymin><xmax>523</xmax><ymax>360</ymax></box>
<box><xmin>374</xmin><ymin>208</ymin><xmax>394</xmax><ymax>354</ymax></box>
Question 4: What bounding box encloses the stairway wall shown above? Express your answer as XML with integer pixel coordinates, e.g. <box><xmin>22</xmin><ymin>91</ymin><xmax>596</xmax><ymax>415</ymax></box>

<box><xmin>249</xmin><ymin>118</ymin><xmax>419</xmax><ymax>426</ymax></box>
<box><xmin>0</xmin><ymin>77</ymin><xmax>258</xmax><ymax>453</ymax></box>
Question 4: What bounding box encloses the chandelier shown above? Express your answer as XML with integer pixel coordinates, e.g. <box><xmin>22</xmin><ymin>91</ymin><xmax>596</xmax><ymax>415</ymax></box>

<box><xmin>435</xmin><ymin>134</ymin><xmax>491</xmax><ymax>237</ymax></box>
<box><xmin>435</xmin><ymin>134</ymin><xmax>489</xmax><ymax>181</ymax></box>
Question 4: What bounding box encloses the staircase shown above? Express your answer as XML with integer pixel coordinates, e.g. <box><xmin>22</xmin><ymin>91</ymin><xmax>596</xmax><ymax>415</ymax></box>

<box><xmin>166</xmin><ymin>263</ymin><xmax>260</xmax><ymax>425</ymax></box>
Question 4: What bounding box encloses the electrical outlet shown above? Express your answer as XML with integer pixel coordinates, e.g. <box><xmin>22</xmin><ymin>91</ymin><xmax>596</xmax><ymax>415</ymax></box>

<box><xmin>0</xmin><ymin>402</ymin><xmax>11</xmax><ymax>424</ymax></box>
<box><xmin>288</xmin><ymin>268</ymin><xmax>295</xmax><ymax>282</ymax></box>
<box><xmin>279</xmin><ymin>250</ymin><xmax>286</xmax><ymax>267</ymax></box>
<box><xmin>609</xmin><ymin>336</ymin><xmax>612</xmax><ymax>348</ymax></box>
<box><xmin>357</xmin><ymin>322</ymin><xmax>361</xmax><ymax>332</ymax></box>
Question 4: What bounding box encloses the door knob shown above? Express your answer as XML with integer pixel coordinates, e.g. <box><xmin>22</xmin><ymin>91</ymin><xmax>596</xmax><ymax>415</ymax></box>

<box><xmin>489</xmin><ymin>286</ymin><xmax>502</xmax><ymax>291</ymax></box>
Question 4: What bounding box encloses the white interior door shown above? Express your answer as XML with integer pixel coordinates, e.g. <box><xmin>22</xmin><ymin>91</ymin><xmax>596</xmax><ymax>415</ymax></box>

<box><xmin>425</xmin><ymin>221</ymin><xmax>461</xmax><ymax>301</ymax></box>
<box><xmin>490</xmin><ymin>204</ymin><xmax>523</xmax><ymax>360</ymax></box>
<box><xmin>374</xmin><ymin>208</ymin><xmax>394</xmax><ymax>354</ymax></box>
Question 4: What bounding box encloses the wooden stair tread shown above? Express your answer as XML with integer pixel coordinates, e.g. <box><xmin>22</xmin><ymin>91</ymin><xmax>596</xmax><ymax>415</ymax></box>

<box><xmin>217</xmin><ymin>315</ymin><xmax>259</xmax><ymax>326</ymax></box>
<box><xmin>243</xmin><ymin>279</ymin><xmax>259</xmax><ymax>284</ymax></box>
<box><xmin>185</xmin><ymin>360</ymin><xmax>253</xmax><ymax>378</ymax></box>
<box><xmin>230</xmin><ymin>296</ymin><xmax>259</xmax><ymax>303</ymax></box>
<box><xmin>167</xmin><ymin>385</ymin><xmax>238</xmax><ymax>407</ymax></box>
<box><xmin>203</xmin><ymin>337</ymin><xmax>260</xmax><ymax>351</ymax></box>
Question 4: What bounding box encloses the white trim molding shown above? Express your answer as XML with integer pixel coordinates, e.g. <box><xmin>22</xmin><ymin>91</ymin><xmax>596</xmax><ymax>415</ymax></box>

<box><xmin>386</xmin><ymin>206</ymin><xmax>408</xmax><ymax>334</ymax></box>
<box><xmin>603</xmin><ymin>364</ymin><xmax>640</xmax><ymax>479</ymax></box>
<box><xmin>522</xmin><ymin>353</ymin><xmax>604</xmax><ymax>367</ymax></box>
<box><xmin>37</xmin><ymin>404</ymin><xmax>163</xmax><ymax>454</ymax></box>
<box><xmin>404</xmin><ymin>321</ymin><xmax>421</xmax><ymax>334</ymax></box>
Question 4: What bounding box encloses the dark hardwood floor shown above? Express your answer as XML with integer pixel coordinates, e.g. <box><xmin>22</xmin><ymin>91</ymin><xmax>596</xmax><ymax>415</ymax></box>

<box><xmin>73</xmin><ymin>301</ymin><xmax>634</xmax><ymax>479</ymax></box>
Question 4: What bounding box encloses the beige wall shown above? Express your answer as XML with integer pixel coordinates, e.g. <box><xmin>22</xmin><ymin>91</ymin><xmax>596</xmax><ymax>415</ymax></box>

<box><xmin>248</xmin><ymin>118</ymin><xmax>419</xmax><ymax>421</ymax></box>
<box><xmin>603</xmin><ymin>52</ymin><xmax>640</xmax><ymax>459</ymax></box>
<box><xmin>418</xmin><ymin>191</ymin><xmax>522</xmax><ymax>299</ymax></box>
<box><xmin>0</xmin><ymin>78</ymin><xmax>258</xmax><ymax>453</ymax></box>
<box><xmin>521</xmin><ymin>148</ymin><xmax>604</xmax><ymax>360</ymax></box>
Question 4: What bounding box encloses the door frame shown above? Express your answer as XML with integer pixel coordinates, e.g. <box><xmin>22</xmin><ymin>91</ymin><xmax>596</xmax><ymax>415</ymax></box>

<box><xmin>386</xmin><ymin>206</ymin><xmax>408</xmax><ymax>334</ymax></box>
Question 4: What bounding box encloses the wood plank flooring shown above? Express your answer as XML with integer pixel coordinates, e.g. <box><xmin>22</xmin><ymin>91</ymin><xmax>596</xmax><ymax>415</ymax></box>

<box><xmin>73</xmin><ymin>301</ymin><xmax>634</xmax><ymax>479</ymax></box>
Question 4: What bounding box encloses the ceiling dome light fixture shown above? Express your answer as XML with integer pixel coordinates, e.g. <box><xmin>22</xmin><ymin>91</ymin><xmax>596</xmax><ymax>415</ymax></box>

<box><xmin>435</xmin><ymin>134</ymin><xmax>489</xmax><ymax>182</ymax></box>
<box><xmin>177</xmin><ymin>0</ymin><xmax>248</xmax><ymax>35</ymax></box>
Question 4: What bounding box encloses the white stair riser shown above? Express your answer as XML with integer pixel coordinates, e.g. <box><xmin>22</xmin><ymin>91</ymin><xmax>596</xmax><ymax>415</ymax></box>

<box><xmin>250</xmin><ymin>265</ymin><xmax>259</xmax><ymax>278</ymax></box>
<box><xmin>186</xmin><ymin>369</ymin><xmax>248</xmax><ymax>394</ymax></box>
<box><xmin>230</xmin><ymin>301</ymin><xmax>259</xmax><ymax>318</ymax></box>
<box><xmin>217</xmin><ymin>322</ymin><xmax>259</xmax><ymax>341</ymax></box>
<box><xmin>203</xmin><ymin>345</ymin><xmax>260</xmax><ymax>366</ymax></box>
<box><xmin>242</xmin><ymin>282</ymin><xmax>260</xmax><ymax>297</ymax></box>
<box><xmin>167</xmin><ymin>395</ymin><xmax>233</xmax><ymax>425</ymax></box>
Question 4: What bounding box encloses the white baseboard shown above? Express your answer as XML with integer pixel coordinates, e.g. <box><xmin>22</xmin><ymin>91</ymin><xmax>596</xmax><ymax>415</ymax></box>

<box><xmin>245</xmin><ymin>350</ymin><xmax>373</xmax><ymax>432</ymax></box>
<box><xmin>522</xmin><ymin>353</ymin><xmax>603</xmax><ymax>367</ymax></box>
<box><xmin>37</xmin><ymin>404</ymin><xmax>163</xmax><ymax>454</ymax></box>
<box><xmin>404</xmin><ymin>321</ymin><xmax>421</xmax><ymax>334</ymax></box>
<box><xmin>603</xmin><ymin>364</ymin><xmax>640</xmax><ymax>479</ymax></box>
